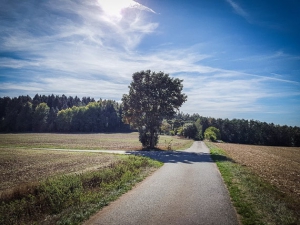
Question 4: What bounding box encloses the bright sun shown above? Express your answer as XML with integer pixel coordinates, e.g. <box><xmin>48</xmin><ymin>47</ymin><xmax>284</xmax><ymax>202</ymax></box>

<box><xmin>97</xmin><ymin>0</ymin><xmax>137</xmax><ymax>18</ymax></box>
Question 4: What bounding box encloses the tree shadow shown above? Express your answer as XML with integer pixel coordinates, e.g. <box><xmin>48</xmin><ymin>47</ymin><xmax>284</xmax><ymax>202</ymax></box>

<box><xmin>126</xmin><ymin>150</ymin><xmax>232</xmax><ymax>164</ymax></box>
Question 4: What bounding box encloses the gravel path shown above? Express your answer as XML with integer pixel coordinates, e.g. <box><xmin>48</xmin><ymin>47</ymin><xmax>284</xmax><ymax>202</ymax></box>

<box><xmin>85</xmin><ymin>141</ymin><xmax>239</xmax><ymax>225</ymax></box>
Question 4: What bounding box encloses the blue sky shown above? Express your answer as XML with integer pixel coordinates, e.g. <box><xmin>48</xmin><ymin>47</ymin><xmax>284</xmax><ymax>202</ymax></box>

<box><xmin>0</xmin><ymin>0</ymin><xmax>299</xmax><ymax>126</ymax></box>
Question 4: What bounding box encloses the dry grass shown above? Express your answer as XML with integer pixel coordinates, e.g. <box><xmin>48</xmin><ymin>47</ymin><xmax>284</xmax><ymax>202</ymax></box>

<box><xmin>214</xmin><ymin>143</ymin><xmax>300</xmax><ymax>208</ymax></box>
<box><xmin>0</xmin><ymin>133</ymin><xmax>193</xmax><ymax>150</ymax></box>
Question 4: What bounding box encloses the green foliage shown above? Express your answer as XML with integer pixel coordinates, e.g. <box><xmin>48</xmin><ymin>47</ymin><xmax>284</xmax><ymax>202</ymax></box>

<box><xmin>32</xmin><ymin>103</ymin><xmax>50</xmax><ymax>132</ymax></box>
<box><xmin>122</xmin><ymin>70</ymin><xmax>187</xmax><ymax>148</ymax></box>
<box><xmin>0</xmin><ymin>156</ymin><xmax>162</xmax><ymax>225</ymax></box>
<box><xmin>183</xmin><ymin>124</ymin><xmax>197</xmax><ymax>138</ymax></box>
<box><xmin>139</xmin><ymin>129</ymin><xmax>159</xmax><ymax>148</ymax></box>
<box><xmin>204</xmin><ymin>126</ymin><xmax>221</xmax><ymax>141</ymax></box>
<box><xmin>183</xmin><ymin>119</ymin><xmax>203</xmax><ymax>140</ymax></box>
<box><xmin>16</xmin><ymin>101</ymin><xmax>33</xmax><ymax>131</ymax></box>
<box><xmin>160</xmin><ymin>120</ymin><xmax>172</xmax><ymax>134</ymax></box>
<box><xmin>0</xmin><ymin>95</ymin><xmax>129</xmax><ymax>133</ymax></box>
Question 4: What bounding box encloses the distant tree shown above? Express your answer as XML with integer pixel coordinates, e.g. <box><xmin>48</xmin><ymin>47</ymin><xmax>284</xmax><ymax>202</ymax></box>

<box><xmin>184</xmin><ymin>124</ymin><xmax>198</xmax><ymax>139</ymax></box>
<box><xmin>194</xmin><ymin>118</ymin><xmax>203</xmax><ymax>140</ymax></box>
<box><xmin>122</xmin><ymin>70</ymin><xmax>187</xmax><ymax>148</ymax></box>
<box><xmin>160</xmin><ymin>120</ymin><xmax>172</xmax><ymax>134</ymax></box>
<box><xmin>32</xmin><ymin>103</ymin><xmax>50</xmax><ymax>132</ymax></box>
<box><xmin>204</xmin><ymin>126</ymin><xmax>221</xmax><ymax>142</ymax></box>
<box><xmin>16</xmin><ymin>102</ymin><xmax>33</xmax><ymax>131</ymax></box>
<box><xmin>47</xmin><ymin>107</ymin><xmax>58</xmax><ymax>131</ymax></box>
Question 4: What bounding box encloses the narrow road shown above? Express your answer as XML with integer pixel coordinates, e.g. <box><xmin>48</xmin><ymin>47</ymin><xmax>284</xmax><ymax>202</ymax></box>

<box><xmin>85</xmin><ymin>141</ymin><xmax>239</xmax><ymax>225</ymax></box>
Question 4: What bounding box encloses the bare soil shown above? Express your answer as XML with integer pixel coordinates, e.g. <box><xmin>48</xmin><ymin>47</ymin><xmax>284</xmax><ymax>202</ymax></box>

<box><xmin>0</xmin><ymin>148</ymin><xmax>121</xmax><ymax>192</ymax></box>
<box><xmin>214</xmin><ymin>143</ymin><xmax>300</xmax><ymax>200</ymax></box>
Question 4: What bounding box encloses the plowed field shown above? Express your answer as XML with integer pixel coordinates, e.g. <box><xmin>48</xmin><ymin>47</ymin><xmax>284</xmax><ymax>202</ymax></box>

<box><xmin>214</xmin><ymin>143</ymin><xmax>300</xmax><ymax>200</ymax></box>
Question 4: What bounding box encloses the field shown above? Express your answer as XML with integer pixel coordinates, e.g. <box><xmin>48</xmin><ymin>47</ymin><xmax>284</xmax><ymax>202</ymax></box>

<box><xmin>0</xmin><ymin>132</ymin><xmax>193</xmax><ymax>150</ymax></box>
<box><xmin>0</xmin><ymin>133</ymin><xmax>193</xmax><ymax>193</ymax></box>
<box><xmin>208</xmin><ymin>142</ymin><xmax>300</xmax><ymax>224</ymax></box>
<box><xmin>0</xmin><ymin>149</ymin><xmax>123</xmax><ymax>192</ymax></box>
<box><xmin>214</xmin><ymin>143</ymin><xmax>300</xmax><ymax>199</ymax></box>
<box><xmin>0</xmin><ymin>133</ymin><xmax>171</xmax><ymax>224</ymax></box>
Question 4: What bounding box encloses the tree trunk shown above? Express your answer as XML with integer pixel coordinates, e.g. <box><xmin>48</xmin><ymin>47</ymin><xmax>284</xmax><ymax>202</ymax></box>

<box><xmin>150</xmin><ymin>130</ymin><xmax>154</xmax><ymax>149</ymax></box>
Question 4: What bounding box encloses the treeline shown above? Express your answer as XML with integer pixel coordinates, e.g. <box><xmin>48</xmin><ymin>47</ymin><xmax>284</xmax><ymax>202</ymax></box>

<box><xmin>1</xmin><ymin>94</ymin><xmax>299</xmax><ymax>147</ymax></box>
<box><xmin>174</xmin><ymin>113</ymin><xmax>300</xmax><ymax>147</ymax></box>
<box><xmin>0</xmin><ymin>94</ymin><xmax>129</xmax><ymax>133</ymax></box>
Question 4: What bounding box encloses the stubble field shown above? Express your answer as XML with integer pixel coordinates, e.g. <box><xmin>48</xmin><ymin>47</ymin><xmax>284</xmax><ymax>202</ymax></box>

<box><xmin>214</xmin><ymin>142</ymin><xmax>300</xmax><ymax>208</ymax></box>
<box><xmin>0</xmin><ymin>133</ymin><xmax>193</xmax><ymax>192</ymax></box>
<box><xmin>0</xmin><ymin>132</ymin><xmax>193</xmax><ymax>150</ymax></box>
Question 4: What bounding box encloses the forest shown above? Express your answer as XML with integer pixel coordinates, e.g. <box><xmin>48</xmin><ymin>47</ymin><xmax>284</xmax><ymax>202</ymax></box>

<box><xmin>0</xmin><ymin>94</ymin><xmax>128</xmax><ymax>133</ymax></box>
<box><xmin>174</xmin><ymin>113</ymin><xmax>300</xmax><ymax>147</ymax></box>
<box><xmin>0</xmin><ymin>94</ymin><xmax>299</xmax><ymax>147</ymax></box>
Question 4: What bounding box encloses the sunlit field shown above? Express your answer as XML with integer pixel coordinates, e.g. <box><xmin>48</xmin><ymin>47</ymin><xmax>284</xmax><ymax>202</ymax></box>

<box><xmin>0</xmin><ymin>132</ymin><xmax>173</xmax><ymax>224</ymax></box>
<box><xmin>210</xmin><ymin>142</ymin><xmax>300</xmax><ymax>224</ymax></box>
<box><xmin>214</xmin><ymin>142</ymin><xmax>300</xmax><ymax>198</ymax></box>
<box><xmin>0</xmin><ymin>133</ymin><xmax>193</xmax><ymax>150</ymax></box>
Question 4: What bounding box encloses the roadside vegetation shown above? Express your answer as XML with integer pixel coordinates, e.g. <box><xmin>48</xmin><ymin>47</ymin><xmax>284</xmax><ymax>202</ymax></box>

<box><xmin>0</xmin><ymin>132</ymin><xmax>192</xmax><ymax>224</ymax></box>
<box><xmin>0</xmin><ymin>152</ymin><xmax>162</xmax><ymax>225</ymax></box>
<box><xmin>207</xmin><ymin>142</ymin><xmax>299</xmax><ymax>225</ymax></box>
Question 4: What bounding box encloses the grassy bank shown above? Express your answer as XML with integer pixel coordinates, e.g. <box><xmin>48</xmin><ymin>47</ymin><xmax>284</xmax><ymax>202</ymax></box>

<box><xmin>206</xmin><ymin>142</ymin><xmax>299</xmax><ymax>225</ymax></box>
<box><xmin>0</xmin><ymin>155</ymin><xmax>162</xmax><ymax>225</ymax></box>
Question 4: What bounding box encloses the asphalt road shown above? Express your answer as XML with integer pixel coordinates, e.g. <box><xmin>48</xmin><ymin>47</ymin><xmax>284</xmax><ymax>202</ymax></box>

<box><xmin>84</xmin><ymin>141</ymin><xmax>239</xmax><ymax>225</ymax></box>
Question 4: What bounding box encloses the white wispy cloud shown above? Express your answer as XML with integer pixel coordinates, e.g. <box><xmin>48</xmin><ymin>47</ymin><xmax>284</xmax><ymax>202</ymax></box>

<box><xmin>0</xmin><ymin>0</ymin><xmax>299</xmax><ymax>125</ymax></box>
<box><xmin>225</xmin><ymin>0</ymin><xmax>250</xmax><ymax>22</ymax></box>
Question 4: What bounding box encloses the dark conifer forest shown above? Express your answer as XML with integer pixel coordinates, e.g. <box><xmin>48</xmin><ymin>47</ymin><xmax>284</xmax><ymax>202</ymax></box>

<box><xmin>0</xmin><ymin>94</ymin><xmax>299</xmax><ymax>147</ymax></box>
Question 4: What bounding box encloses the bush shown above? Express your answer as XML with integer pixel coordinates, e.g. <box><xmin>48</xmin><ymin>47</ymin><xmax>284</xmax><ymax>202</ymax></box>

<box><xmin>204</xmin><ymin>126</ymin><xmax>221</xmax><ymax>142</ymax></box>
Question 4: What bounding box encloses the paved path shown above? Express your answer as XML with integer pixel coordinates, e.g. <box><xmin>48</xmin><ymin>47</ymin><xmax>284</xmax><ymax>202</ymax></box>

<box><xmin>84</xmin><ymin>141</ymin><xmax>239</xmax><ymax>225</ymax></box>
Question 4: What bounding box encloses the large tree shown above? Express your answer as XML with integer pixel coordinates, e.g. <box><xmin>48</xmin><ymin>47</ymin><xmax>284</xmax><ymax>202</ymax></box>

<box><xmin>122</xmin><ymin>70</ymin><xmax>187</xmax><ymax>148</ymax></box>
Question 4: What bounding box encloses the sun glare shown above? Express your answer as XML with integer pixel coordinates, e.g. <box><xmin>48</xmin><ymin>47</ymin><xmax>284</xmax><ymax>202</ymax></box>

<box><xmin>98</xmin><ymin>0</ymin><xmax>136</xmax><ymax>18</ymax></box>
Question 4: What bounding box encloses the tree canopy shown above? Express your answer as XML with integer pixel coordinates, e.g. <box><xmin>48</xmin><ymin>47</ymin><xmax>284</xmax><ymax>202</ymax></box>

<box><xmin>204</xmin><ymin>126</ymin><xmax>221</xmax><ymax>142</ymax></box>
<box><xmin>0</xmin><ymin>95</ymin><xmax>128</xmax><ymax>133</ymax></box>
<box><xmin>122</xmin><ymin>70</ymin><xmax>187</xmax><ymax>148</ymax></box>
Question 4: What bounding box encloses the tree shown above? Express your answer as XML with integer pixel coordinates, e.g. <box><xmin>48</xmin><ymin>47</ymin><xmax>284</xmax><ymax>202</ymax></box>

<box><xmin>32</xmin><ymin>103</ymin><xmax>50</xmax><ymax>132</ymax></box>
<box><xmin>122</xmin><ymin>70</ymin><xmax>187</xmax><ymax>148</ymax></box>
<box><xmin>160</xmin><ymin>120</ymin><xmax>172</xmax><ymax>134</ymax></box>
<box><xmin>204</xmin><ymin>126</ymin><xmax>221</xmax><ymax>142</ymax></box>
<box><xmin>194</xmin><ymin>118</ymin><xmax>203</xmax><ymax>140</ymax></box>
<box><xmin>16</xmin><ymin>101</ymin><xmax>33</xmax><ymax>131</ymax></box>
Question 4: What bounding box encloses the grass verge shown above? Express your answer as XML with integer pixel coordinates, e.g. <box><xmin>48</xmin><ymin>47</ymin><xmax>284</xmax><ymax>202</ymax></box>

<box><xmin>206</xmin><ymin>142</ymin><xmax>299</xmax><ymax>225</ymax></box>
<box><xmin>0</xmin><ymin>155</ymin><xmax>162</xmax><ymax>225</ymax></box>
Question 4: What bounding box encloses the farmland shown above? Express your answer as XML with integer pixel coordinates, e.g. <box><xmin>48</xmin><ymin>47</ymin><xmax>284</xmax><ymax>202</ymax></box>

<box><xmin>0</xmin><ymin>133</ymin><xmax>193</xmax><ymax>192</ymax></box>
<box><xmin>0</xmin><ymin>132</ymin><xmax>193</xmax><ymax>150</ymax></box>
<box><xmin>214</xmin><ymin>143</ymin><xmax>300</xmax><ymax>199</ymax></box>
<box><xmin>210</xmin><ymin>142</ymin><xmax>300</xmax><ymax>224</ymax></box>
<box><xmin>0</xmin><ymin>148</ymin><xmax>123</xmax><ymax>192</ymax></box>
<box><xmin>0</xmin><ymin>133</ymin><xmax>170</xmax><ymax>224</ymax></box>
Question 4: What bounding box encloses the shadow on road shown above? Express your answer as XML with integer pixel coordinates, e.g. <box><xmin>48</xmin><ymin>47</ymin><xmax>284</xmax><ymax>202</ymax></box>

<box><xmin>126</xmin><ymin>150</ymin><xmax>231</xmax><ymax>164</ymax></box>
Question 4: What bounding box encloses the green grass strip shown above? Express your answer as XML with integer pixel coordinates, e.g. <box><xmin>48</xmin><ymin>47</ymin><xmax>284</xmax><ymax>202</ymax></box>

<box><xmin>206</xmin><ymin>142</ymin><xmax>298</xmax><ymax>225</ymax></box>
<box><xmin>0</xmin><ymin>155</ymin><xmax>162</xmax><ymax>225</ymax></box>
